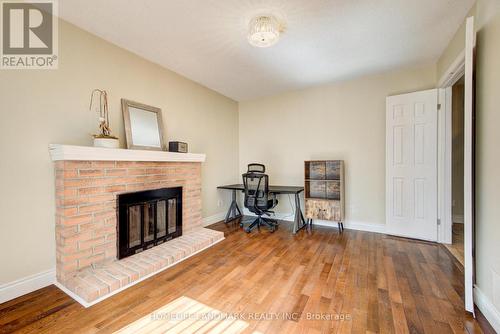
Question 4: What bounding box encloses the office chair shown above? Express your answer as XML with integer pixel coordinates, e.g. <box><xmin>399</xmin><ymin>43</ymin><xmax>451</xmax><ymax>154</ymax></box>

<box><xmin>247</xmin><ymin>163</ymin><xmax>265</xmax><ymax>173</ymax></box>
<box><xmin>242</xmin><ymin>171</ymin><xmax>278</xmax><ymax>233</ymax></box>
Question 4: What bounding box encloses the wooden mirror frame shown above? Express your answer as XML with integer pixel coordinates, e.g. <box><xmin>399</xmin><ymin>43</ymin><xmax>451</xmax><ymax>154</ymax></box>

<box><xmin>121</xmin><ymin>99</ymin><xmax>166</xmax><ymax>151</ymax></box>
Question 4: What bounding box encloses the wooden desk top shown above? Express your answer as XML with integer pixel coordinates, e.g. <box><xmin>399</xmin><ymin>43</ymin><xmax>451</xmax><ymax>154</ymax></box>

<box><xmin>217</xmin><ymin>184</ymin><xmax>304</xmax><ymax>194</ymax></box>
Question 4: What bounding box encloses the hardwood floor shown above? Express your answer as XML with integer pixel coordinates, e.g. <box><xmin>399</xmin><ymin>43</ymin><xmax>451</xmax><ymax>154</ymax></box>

<box><xmin>0</xmin><ymin>219</ymin><xmax>485</xmax><ymax>334</ymax></box>
<box><xmin>444</xmin><ymin>223</ymin><xmax>465</xmax><ymax>266</ymax></box>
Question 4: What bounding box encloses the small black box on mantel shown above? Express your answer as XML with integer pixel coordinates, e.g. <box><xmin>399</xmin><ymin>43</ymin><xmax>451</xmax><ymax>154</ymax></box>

<box><xmin>169</xmin><ymin>141</ymin><xmax>188</xmax><ymax>153</ymax></box>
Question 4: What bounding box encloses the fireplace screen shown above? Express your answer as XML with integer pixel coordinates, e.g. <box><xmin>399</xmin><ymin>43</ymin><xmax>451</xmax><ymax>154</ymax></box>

<box><xmin>118</xmin><ymin>187</ymin><xmax>182</xmax><ymax>259</ymax></box>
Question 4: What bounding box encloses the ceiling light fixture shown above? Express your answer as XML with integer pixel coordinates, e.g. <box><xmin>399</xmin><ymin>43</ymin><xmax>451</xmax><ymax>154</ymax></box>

<box><xmin>247</xmin><ymin>15</ymin><xmax>281</xmax><ymax>48</ymax></box>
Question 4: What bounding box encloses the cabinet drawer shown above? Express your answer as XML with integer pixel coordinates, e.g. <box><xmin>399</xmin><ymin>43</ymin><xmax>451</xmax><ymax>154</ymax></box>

<box><xmin>305</xmin><ymin>199</ymin><xmax>341</xmax><ymax>221</ymax></box>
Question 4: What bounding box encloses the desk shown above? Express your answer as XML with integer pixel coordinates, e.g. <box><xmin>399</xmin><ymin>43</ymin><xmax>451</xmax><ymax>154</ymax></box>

<box><xmin>217</xmin><ymin>184</ymin><xmax>307</xmax><ymax>234</ymax></box>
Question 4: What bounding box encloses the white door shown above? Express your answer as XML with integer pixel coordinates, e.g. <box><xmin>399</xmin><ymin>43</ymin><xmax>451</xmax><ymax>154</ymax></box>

<box><xmin>464</xmin><ymin>16</ymin><xmax>475</xmax><ymax>314</ymax></box>
<box><xmin>386</xmin><ymin>89</ymin><xmax>438</xmax><ymax>241</ymax></box>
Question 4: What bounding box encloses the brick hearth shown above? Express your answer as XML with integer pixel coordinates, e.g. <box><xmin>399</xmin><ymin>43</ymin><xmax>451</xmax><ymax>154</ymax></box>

<box><xmin>60</xmin><ymin>227</ymin><xmax>224</xmax><ymax>304</ymax></box>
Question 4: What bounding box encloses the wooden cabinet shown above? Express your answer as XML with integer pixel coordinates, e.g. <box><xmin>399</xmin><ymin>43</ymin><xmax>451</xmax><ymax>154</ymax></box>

<box><xmin>305</xmin><ymin>199</ymin><xmax>341</xmax><ymax>221</ymax></box>
<box><xmin>305</xmin><ymin>160</ymin><xmax>345</xmax><ymax>229</ymax></box>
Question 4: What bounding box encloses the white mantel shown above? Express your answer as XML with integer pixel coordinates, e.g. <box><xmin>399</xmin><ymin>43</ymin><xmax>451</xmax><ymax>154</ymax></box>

<box><xmin>49</xmin><ymin>144</ymin><xmax>206</xmax><ymax>162</ymax></box>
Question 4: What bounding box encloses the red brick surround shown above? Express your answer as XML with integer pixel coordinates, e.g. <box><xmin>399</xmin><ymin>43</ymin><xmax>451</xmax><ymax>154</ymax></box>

<box><xmin>54</xmin><ymin>160</ymin><xmax>202</xmax><ymax>283</ymax></box>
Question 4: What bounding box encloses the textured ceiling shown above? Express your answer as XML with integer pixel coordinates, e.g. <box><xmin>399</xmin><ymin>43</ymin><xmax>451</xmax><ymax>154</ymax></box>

<box><xmin>59</xmin><ymin>0</ymin><xmax>474</xmax><ymax>101</ymax></box>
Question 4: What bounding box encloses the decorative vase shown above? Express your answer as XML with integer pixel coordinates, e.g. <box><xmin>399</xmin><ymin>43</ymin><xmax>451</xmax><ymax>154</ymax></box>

<box><xmin>93</xmin><ymin>137</ymin><xmax>119</xmax><ymax>149</ymax></box>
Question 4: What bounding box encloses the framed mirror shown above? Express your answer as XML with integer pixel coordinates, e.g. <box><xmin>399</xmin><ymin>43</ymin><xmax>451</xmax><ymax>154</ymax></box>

<box><xmin>121</xmin><ymin>99</ymin><xmax>166</xmax><ymax>151</ymax></box>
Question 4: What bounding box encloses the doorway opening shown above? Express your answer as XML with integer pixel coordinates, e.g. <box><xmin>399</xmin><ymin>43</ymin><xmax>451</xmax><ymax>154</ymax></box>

<box><xmin>444</xmin><ymin>76</ymin><xmax>465</xmax><ymax>266</ymax></box>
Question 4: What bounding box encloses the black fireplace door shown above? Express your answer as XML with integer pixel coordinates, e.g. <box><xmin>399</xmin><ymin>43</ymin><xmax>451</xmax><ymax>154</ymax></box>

<box><xmin>118</xmin><ymin>187</ymin><xmax>182</xmax><ymax>259</ymax></box>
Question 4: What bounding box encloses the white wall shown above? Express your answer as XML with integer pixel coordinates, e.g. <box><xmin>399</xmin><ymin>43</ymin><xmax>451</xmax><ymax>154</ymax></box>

<box><xmin>474</xmin><ymin>0</ymin><xmax>500</xmax><ymax>329</ymax></box>
<box><xmin>0</xmin><ymin>19</ymin><xmax>239</xmax><ymax>285</ymax></box>
<box><xmin>239</xmin><ymin>64</ymin><xmax>436</xmax><ymax>228</ymax></box>
<box><xmin>437</xmin><ymin>4</ymin><xmax>476</xmax><ymax>80</ymax></box>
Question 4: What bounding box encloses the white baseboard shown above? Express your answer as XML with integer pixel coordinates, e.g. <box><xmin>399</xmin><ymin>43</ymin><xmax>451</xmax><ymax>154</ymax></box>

<box><xmin>474</xmin><ymin>285</ymin><xmax>500</xmax><ymax>332</ymax></box>
<box><xmin>312</xmin><ymin>220</ymin><xmax>386</xmax><ymax>234</ymax></box>
<box><xmin>202</xmin><ymin>212</ymin><xmax>227</xmax><ymax>226</ymax></box>
<box><xmin>452</xmin><ymin>214</ymin><xmax>464</xmax><ymax>224</ymax></box>
<box><xmin>242</xmin><ymin>209</ymin><xmax>386</xmax><ymax>234</ymax></box>
<box><xmin>242</xmin><ymin>209</ymin><xmax>295</xmax><ymax>222</ymax></box>
<box><xmin>0</xmin><ymin>268</ymin><xmax>55</xmax><ymax>304</ymax></box>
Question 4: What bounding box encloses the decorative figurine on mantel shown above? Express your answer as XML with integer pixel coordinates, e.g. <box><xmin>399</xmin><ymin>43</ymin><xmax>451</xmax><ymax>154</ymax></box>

<box><xmin>89</xmin><ymin>89</ymin><xmax>119</xmax><ymax>148</ymax></box>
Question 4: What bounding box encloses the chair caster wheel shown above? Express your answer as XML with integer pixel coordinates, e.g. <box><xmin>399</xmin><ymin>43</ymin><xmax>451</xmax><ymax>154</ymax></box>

<box><xmin>245</xmin><ymin>227</ymin><xmax>251</xmax><ymax>233</ymax></box>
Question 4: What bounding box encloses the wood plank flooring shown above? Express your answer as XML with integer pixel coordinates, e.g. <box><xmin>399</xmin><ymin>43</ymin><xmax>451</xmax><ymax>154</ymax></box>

<box><xmin>0</xmin><ymin>219</ymin><xmax>485</xmax><ymax>334</ymax></box>
<box><xmin>444</xmin><ymin>223</ymin><xmax>465</xmax><ymax>266</ymax></box>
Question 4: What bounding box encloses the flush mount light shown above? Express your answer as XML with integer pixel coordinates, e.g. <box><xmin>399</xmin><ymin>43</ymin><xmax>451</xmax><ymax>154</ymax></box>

<box><xmin>247</xmin><ymin>15</ymin><xmax>281</xmax><ymax>48</ymax></box>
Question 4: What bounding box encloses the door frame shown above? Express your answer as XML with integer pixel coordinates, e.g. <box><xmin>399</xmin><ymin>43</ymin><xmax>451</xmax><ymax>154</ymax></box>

<box><xmin>437</xmin><ymin>50</ymin><xmax>465</xmax><ymax>244</ymax></box>
<box><xmin>437</xmin><ymin>15</ymin><xmax>475</xmax><ymax>314</ymax></box>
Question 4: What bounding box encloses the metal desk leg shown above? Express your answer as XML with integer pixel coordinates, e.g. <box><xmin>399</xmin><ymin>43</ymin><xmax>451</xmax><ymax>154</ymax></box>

<box><xmin>292</xmin><ymin>193</ymin><xmax>307</xmax><ymax>234</ymax></box>
<box><xmin>224</xmin><ymin>190</ymin><xmax>242</xmax><ymax>223</ymax></box>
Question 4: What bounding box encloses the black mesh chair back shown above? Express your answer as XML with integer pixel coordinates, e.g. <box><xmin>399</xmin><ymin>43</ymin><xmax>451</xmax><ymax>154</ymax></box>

<box><xmin>247</xmin><ymin>163</ymin><xmax>265</xmax><ymax>173</ymax></box>
<box><xmin>242</xmin><ymin>172</ymin><xmax>270</xmax><ymax>214</ymax></box>
<box><xmin>241</xmin><ymin>171</ymin><xmax>278</xmax><ymax>233</ymax></box>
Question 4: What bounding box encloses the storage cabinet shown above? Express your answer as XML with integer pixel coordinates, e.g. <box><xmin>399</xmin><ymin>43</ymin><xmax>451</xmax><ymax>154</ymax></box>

<box><xmin>304</xmin><ymin>160</ymin><xmax>345</xmax><ymax>230</ymax></box>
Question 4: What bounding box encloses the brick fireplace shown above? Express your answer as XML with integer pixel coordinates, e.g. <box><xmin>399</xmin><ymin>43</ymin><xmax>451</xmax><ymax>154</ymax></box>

<box><xmin>50</xmin><ymin>145</ymin><xmax>224</xmax><ymax>306</ymax></box>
